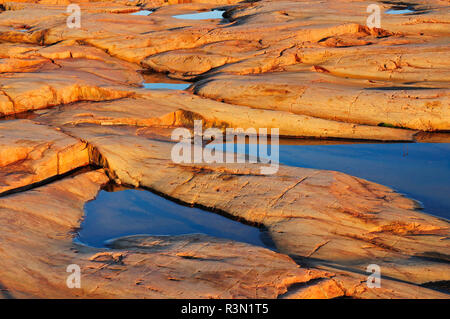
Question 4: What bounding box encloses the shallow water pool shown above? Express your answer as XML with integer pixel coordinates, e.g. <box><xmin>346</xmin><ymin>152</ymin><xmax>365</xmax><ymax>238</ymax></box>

<box><xmin>130</xmin><ymin>10</ymin><xmax>153</xmax><ymax>16</ymax></box>
<box><xmin>279</xmin><ymin>142</ymin><xmax>450</xmax><ymax>219</ymax></box>
<box><xmin>385</xmin><ymin>8</ymin><xmax>415</xmax><ymax>14</ymax></box>
<box><xmin>77</xmin><ymin>188</ymin><xmax>270</xmax><ymax>248</ymax></box>
<box><xmin>173</xmin><ymin>10</ymin><xmax>225</xmax><ymax>20</ymax></box>
<box><xmin>208</xmin><ymin>141</ymin><xmax>450</xmax><ymax>219</ymax></box>
<box><xmin>143</xmin><ymin>82</ymin><xmax>190</xmax><ymax>90</ymax></box>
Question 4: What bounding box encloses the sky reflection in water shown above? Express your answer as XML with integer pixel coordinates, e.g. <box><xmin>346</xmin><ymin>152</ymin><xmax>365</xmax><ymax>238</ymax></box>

<box><xmin>173</xmin><ymin>10</ymin><xmax>225</xmax><ymax>20</ymax></box>
<box><xmin>223</xmin><ymin>142</ymin><xmax>450</xmax><ymax>219</ymax></box>
<box><xmin>78</xmin><ymin>189</ymin><xmax>269</xmax><ymax>248</ymax></box>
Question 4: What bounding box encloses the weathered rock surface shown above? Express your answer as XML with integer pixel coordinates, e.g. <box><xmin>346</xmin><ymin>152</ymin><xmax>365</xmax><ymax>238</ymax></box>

<box><xmin>0</xmin><ymin>42</ymin><xmax>139</xmax><ymax>116</ymax></box>
<box><xmin>193</xmin><ymin>70</ymin><xmax>449</xmax><ymax>131</ymax></box>
<box><xmin>0</xmin><ymin>139</ymin><xmax>447</xmax><ymax>299</ymax></box>
<box><xmin>0</xmin><ymin>119</ymin><xmax>89</xmax><ymax>194</ymax></box>
<box><xmin>36</xmin><ymin>90</ymin><xmax>418</xmax><ymax>141</ymax></box>
<box><xmin>49</xmin><ymin>124</ymin><xmax>448</xmax><ymax>289</ymax></box>
<box><xmin>0</xmin><ymin>0</ymin><xmax>449</xmax><ymax>299</ymax></box>
<box><xmin>1</xmin><ymin>0</ymin><xmax>448</xmax><ymax>134</ymax></box>
<box><xmin>0</xmin><ymin>170</ymin><xmax>341</xmax><ymax>299</ymax></box>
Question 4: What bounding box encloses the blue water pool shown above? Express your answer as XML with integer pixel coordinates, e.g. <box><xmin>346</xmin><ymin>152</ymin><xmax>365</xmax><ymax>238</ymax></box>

<box><xmin>143</xmin><ymin>82</ymin><xmax>191</xmax><ymax>90</ymax></box>
<box><xmin>130</xmin><ymin>10</ymin><xmax>153</xmax><ymax>16</ymax></box>
<box><xmin>386</xmin><ymin>8</ymin><xmax>415</xmax><ymax>14</ymax></box>
<box><xmin>208</xmin><ymin>141</ymin><xmax>450</xmax><ymax>219</ymax></box>
<box><xmin>77</xmin><ymin>188</ymin><xmax>270</xmax><ymax>248</ymax></box>
<box><xmin>173</xmin><ymin>10</ymin><xmax>225</xmax><ymax>20</ymax></box>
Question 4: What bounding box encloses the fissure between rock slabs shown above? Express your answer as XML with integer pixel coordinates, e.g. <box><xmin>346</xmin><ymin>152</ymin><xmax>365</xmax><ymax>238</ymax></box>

<box><xmin>0</xmin><ymin>165</ymin><xmax>98</xmax><ymax>198</ymax></box>
<box><xmin>0</xmin><ymin>110</ymin><xmax>37</xmax><ymax>121</ymax></box>
<box><xmin>76</xmin><ymin>184</ymin><xmax>275</xmax><ymax>249</ymax></box>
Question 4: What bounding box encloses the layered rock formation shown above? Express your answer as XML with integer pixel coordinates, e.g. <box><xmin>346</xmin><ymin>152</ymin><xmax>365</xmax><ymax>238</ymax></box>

<box><xmin>1</xmin><ymin>169</ymin><xmax>337</xmax><ymax>298</ymax></box>
<box><xmin>0</xmin><ymin>0</ymin><xmax>448</xmax><ymax>299</ymax></box>
<box><xmin>0</xmin><ymin>119</ymin><xmax>90</xmax><ymax>194</ymax></box>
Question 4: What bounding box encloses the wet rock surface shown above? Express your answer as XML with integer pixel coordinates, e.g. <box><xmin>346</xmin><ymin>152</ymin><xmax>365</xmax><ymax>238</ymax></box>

<box><xmin>0</xmin><ymin>0</ymin><xmax>449</xmax><ymax>298</ymax></box>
